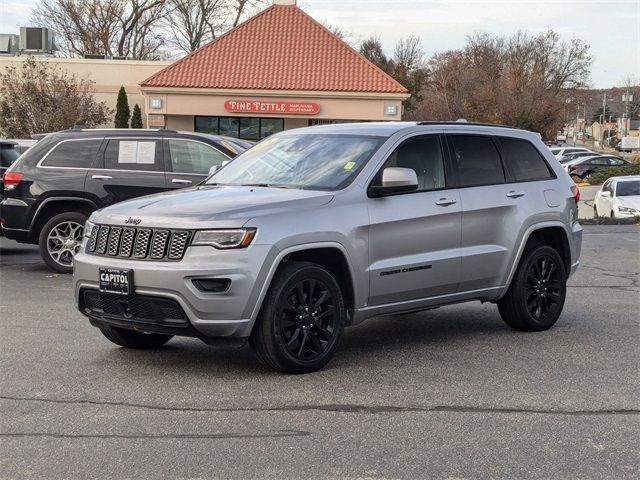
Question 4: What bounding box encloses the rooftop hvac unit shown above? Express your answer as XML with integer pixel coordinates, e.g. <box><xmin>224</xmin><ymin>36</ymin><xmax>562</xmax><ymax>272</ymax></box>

<box><xmin>0</xmin><ymin>34</ymin><xmax>19</xmax><ymax>55</ymax></box>
<box><xmin>19</xmin><ymin>27</ymin><xmax>56</xmax><ymax>53</ymax></box>
<box><xmin>84</xmin><ymin>54</ymin><xmax>107</xmax><ymax>59</ymax></box>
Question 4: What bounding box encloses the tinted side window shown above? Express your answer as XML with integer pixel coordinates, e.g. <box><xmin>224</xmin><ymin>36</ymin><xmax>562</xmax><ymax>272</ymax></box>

<box><xmin>103</xmin><ymin>139</ymin><xmax>162</xmax><ymax>172</ymax></box>
<box><xmin>168</xmin><ymin>140</ymin><xmax>229</xmax><ymax>175</ymax></box>
<box><xmin>498</xmin><ymin>137</ymin><xmax>552</xmax><ymax>181</ymax></box>
<box><xmin>449</xmin><ymin>135</ymin><xmax>505</xmax><ymax>187</ymax></box>
<box><xmin>379</xmin><ymin>135</ymin><xmax>446</xmax><ymax>192</ymax></box>
<box><xmin>609</xmin><ymin>158</ymin><xmax>625</xmax><ymax>166</ymax></box>
<box><xmin>41</xmin><ymin>139</ymin><xmax>102</xmax><ymax>168</ymax></box>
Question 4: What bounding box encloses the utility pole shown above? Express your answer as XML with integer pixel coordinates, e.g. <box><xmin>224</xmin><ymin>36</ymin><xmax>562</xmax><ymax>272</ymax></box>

<box><xmin>622</xmin><ymin>90</ymin><xmax>633</xmax><ymax>136</ymax></box>
<box><xmin>600</xmin><ymin>93</ymin><xmax>607</xmax><ymax>148</ymax></box>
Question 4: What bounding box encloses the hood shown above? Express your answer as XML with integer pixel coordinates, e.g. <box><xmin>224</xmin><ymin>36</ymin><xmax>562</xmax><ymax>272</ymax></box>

<box><xmin>91</xmin><ymin>185</ymin><xmax>334</xmax><ymax>229</ymax></box>
<box><xmin>615</xmin><ymin>195</ymin><xmax>640</xmax><ymax>210</ymax></box>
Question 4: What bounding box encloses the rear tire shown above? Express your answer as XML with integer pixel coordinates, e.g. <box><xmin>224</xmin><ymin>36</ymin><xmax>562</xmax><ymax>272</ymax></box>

<box><xmin>249</xmin><ymin>261</ymin><xmax>346</xmax><ymax>373</ymax></box>
<box><xmin>498</xmin><ymin>245</ymin><xmax>567</xmax><ymax>332</ymax></box>
<box><xmin>100</xmin><ymin>326</ymin><xmax>173</xmax><ymax>349</ymax></box>
<box><xmin>38</xmin><ymin>211</ymin><xmax>88</xmax><ymax>273</ymax></box>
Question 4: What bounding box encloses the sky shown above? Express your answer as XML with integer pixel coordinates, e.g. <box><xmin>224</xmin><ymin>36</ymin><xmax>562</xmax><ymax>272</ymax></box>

<box><xmin>1</xmin><ymin>0</ymin><xmax>638</xmax><ymax>88</ymax></box>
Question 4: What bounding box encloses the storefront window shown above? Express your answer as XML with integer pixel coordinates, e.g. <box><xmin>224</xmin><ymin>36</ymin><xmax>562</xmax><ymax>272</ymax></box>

<box><xmin>260</xmin><ymin>118</ymin><xmax>283</xmax><ymax>138</ymax></box>
<box><xmin>195</xmin><ymin>116</ymin><xmax>219</xmax><ymax>134</ymax></box>
<box><xmin>195</xmin><ymin>116</ymin><xmax>283</xmax><ymax>140</ymax></box>
<box><xmin>219</xmin><ymin>117</ymin><xmax>240</xmax><ymax>137</ymax></box>
<box><xmin>240</xmin><ymin>118</ymin><xmax>260</xmax><ymax>141</ymax></box>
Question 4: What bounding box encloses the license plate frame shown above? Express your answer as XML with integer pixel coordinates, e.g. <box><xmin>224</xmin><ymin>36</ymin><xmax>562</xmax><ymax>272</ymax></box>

<box><xmin>99</xmin><ymin>267</ymin><xmax>133</xmax><ymax>296</ymax></box>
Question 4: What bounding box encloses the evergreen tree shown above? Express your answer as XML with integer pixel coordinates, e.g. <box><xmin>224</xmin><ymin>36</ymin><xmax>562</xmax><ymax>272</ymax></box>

<box><xmin>131</xmin><ymin>104</ymin><xmax>143</xmax><ymax>128</ymax></box>
<box><xmin>114</xmin><ymin>86</ymin><xmax>130</xmax><ymax>128</ymax></box>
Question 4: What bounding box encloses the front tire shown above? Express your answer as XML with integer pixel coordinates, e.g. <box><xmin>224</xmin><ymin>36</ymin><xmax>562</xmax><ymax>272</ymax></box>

<box><xmin>498</xmin><ymin>245</ymin><xmax>567</xmax><ymax>332</ymax></box>
<box><xmin>38</xmin><ymin>211</ymin><xmax>88</xmax><ymax>273</ymax></box>
<box><xmin>249</xmin><ymin>261</ymin><xmax>346</xmax><ymax>373</ymax></box>
<box><xmin>100</xmin><ymin>326</ymin><xmax>173</xmax><ymax>349</ymax></box>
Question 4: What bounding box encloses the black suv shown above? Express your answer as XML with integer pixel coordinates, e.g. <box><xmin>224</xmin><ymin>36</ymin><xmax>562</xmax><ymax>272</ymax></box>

<box><xmin>1</xmin><ymin>129</ymin><xmax>246</xmax><ymax>272</ymax></box>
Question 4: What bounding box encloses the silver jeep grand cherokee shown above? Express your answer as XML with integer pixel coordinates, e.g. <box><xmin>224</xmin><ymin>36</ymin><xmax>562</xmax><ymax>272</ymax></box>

<box><xmin>74</xmin><ymin>122</ymin><xmax>582</xmax><ymax>373</ymax></box>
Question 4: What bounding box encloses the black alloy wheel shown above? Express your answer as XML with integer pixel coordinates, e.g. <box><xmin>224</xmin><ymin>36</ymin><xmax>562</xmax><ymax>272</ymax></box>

<box><xmin>498</xmin><ymin>245</ymin><xmax>567</xmax><ymax>332</ymax></box>
<box><xmin>523</xmin><ymin>254</ymin><xmax>563</xmax><ymax>321</ymax></box>
<box><xmin>250</xmin><ymin>261</ymin><xmax>346</xmax><ymax>373</ymax></box>
<box><xmin>278</xmin><ymin>277</ymin><xmax>338</xmax><ymax>361</ymax></box>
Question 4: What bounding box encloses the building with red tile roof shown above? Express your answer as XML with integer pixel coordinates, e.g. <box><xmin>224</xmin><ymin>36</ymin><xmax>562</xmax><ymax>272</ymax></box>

<box><xmin>139</xmin><ymin>0</ymin><xmax>409</xmax><ymax>139</ymax></box>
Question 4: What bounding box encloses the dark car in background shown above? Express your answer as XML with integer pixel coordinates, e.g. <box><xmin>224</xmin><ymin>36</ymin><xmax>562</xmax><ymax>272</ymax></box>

<box><xmin>557</xmin><ymin>151</ymin><xmax>599</xmax><ymax>164</ymax></box>
<box><xmin>1</xmin><ymin>128</ymin><xmax>248</xmax><ymax>272</ymax></box>
<box><xmin>0</xmin><ymin>140</ymin><xmax>20</xmax><ymax>176</ymax></box>
<box><xmin>564</xmin><ymin>155</ymin><xmax>629</xmax><ymax>181</ymax></box>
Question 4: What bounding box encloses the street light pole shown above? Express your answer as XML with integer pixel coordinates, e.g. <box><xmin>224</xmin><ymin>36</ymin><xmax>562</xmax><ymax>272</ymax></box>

<box><xmin>601</xmin><ymin>93</ymin><xmax>607</xmax><ymax>148</ymax></box>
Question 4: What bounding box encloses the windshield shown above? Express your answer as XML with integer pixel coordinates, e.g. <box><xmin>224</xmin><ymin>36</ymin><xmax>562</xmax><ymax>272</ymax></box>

<box><xmin>616</xmin><ymin>180</ymin><xmax>640</xmax><ymax>197</ymax></box>
<box><xmin>207</xmin><ymin>133</ymin><xmax>384</xmax><ymax>190</ymax></box>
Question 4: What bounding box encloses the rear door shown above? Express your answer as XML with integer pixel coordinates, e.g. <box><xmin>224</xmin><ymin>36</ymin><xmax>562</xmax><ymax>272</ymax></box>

<box><xmin>367</xmin><ymin>133</ymin><xmax>461</xmax><ymax>305</ymax></box>
<box><xmin>84</xmin><ymin>137</ymin><xmax>167</xmax><ymax>207</ymax></box>
<box><xmin>164</xmin><ymin>138</ymin><xmax>232</xmax><ymax>190</ymax></box>
<box><xmin>449</xmin><ymin>134</ymin><xmax>557</xmax><ymax>291</ymax></box>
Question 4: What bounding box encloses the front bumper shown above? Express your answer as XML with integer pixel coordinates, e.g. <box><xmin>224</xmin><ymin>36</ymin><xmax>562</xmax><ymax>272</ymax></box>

<box><xmin>74</xmin><ymin>243</ymin><xmax>278</xmax><ymax>338</ymax></box>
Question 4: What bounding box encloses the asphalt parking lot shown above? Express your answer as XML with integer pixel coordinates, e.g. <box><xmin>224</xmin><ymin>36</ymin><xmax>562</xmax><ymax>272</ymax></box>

<box><xmin>1</xmin><ymin>225</ymin><xmax>638</xmax><ymax>479</ymax></box>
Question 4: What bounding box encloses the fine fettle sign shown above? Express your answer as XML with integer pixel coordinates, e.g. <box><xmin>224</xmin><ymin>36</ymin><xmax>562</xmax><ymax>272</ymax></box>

<box><xmin>224</xmin><ymin>100</ymin><xmax>320</xmax><ymax>115</ymax></box>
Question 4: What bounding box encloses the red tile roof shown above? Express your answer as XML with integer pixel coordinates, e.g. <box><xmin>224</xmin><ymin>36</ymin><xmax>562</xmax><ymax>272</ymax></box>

<box><xmin>141</xmin><ymin>4</ymin><xmax>408</xmax><ymax>94</ymax></box>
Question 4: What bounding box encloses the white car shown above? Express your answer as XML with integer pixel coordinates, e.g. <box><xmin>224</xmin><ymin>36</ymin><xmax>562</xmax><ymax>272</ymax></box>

<box><xmin>594</xmin><ymin>176</ymin><xmax>640</xmax><ymax>218</ymax></box>
<box><xmin>549</xmin><ymin>146</ymin><xmax>593</xmax><ymax>159</ymax></box>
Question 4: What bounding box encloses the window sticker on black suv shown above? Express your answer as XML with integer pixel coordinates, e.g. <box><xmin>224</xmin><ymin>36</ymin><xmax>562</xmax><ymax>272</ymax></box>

<box><xmin>104</xmin><ymin>140</ymin><xmax>162</xmax><ymax>171</ymax></box>
<box><xmin>41</xmin><ymin>139</ymin><xmax>102</xmax><ymax>168</ymax></box>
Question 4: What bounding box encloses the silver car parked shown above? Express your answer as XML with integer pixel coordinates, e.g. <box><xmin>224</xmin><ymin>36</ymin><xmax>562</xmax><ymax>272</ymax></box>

<box><xmin>74</xmin><ymin>122</ymin><xmax>583</xmax><ymax>373</ymax></box>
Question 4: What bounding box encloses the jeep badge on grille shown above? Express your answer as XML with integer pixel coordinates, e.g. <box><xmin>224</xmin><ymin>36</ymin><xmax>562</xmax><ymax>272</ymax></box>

<box><xmin>125</xmin><ymin>217</ymin><xmax>142</xmax><ymax>225</ymax></box>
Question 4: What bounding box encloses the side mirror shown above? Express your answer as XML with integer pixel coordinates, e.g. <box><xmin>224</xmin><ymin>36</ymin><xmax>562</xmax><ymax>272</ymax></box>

<box><xmin>600</xmin><ymin>190</ymin><xmax>611</xmax><ymax>198</ymax></box>
<box><xmin>209</xmin><ymin>164</ymin><xmax>222</xmax><ymax>176</ymax></box>
<box><xmin>369</xmin><ymin>167</ymin><xmax>418</xmax><ymax>197</ymax></box>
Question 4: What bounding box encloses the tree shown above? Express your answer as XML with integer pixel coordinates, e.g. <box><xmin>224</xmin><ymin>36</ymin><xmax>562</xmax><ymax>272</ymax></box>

<box><xmin>591</xmin><ymin>104</ymin><xmax>617</xmax><ymax>123</ymax></box>
<box><xmin>31</xmin><ymin>0</ymin><xmax>169</xmax><ymax>59</ymax></box>
<box><xmin>164</xmin><ymin>0</ymin><xmax>265</xmax><ymax>53</ymax></box>
<box><xmin>165</xmin><ymin>0</ymin><xmax>224</xmax><ymax>52</ymax></box>
<box><xmin>359</xmin><ymin>36</ymin><xmax>428</xmax><ymax>113</ymax></box>
<box><xmin>0</xmin><ymin>57</ymin><xmax>112</xmax><ymax>138</ymax></box>
<box><xmin>114</xmin><ymin>86</ymin><xmax>130</xmax><ymax>128</ymax></box>
<box><xmin>131</xmin><ymin>104</ymin><xmax>143</xmax><ymax>128</ymax></box>
<box><xmin>416</xmin><ymin>30</ymin><xmax>592</xmax><ymax>139</ymax></box>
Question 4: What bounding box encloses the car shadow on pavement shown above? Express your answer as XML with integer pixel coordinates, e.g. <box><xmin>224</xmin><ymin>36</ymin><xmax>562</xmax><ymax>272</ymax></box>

<box><xmin>93</xmin><ymin>307</ymin><xmax>511</xmax><ymax>376</ymax></box>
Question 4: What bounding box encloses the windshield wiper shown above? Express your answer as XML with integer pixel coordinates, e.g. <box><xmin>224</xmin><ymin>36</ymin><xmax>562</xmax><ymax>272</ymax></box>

<box><xmin>238</xmin><ymin>183</ymin><xmax>293</xmax><ymax>189</ymax></box>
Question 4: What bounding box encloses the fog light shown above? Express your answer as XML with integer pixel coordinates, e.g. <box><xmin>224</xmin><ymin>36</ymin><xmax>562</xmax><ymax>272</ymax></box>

<box><xmin>192</xmin><ymin>278</ymin><xmax>231</xmax><ymax>293</ymax></box>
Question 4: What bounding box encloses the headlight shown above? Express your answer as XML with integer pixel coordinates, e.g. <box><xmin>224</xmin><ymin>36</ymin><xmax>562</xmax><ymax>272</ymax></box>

<box><xmin>618</xmin><ymin>206</ymin><xmax>638</xmax><ymax>214</ymax></box>
<box><xmin>83</xmin><ymin>220</ymin><xmax>95</xmax><ymax>238</ymax></box>
<box><xmin>192</xmin><ymin>228</ymin><xmax>257</xmax><ymax>249</ymax></box>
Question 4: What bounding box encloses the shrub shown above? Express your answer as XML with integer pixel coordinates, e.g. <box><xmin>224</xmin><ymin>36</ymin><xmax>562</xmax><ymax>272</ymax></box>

<box><xmin>131</xmin><ymin>104</ymin><xmax>143</xmax><ymax>128</ymax></box>
<box><xmin>114</xmin><ymin>86</ymin><xmax>130</xmax><ymax>128</ymax></box>
<box><xmin>626</xmin><ymin>152</ymin><xmax>640</xmax><ymax>164</ymax></box>
<box><xmin>587</xmin><ymin>164</ymin><xmax>640</xmax><ymax>185</ymax></box>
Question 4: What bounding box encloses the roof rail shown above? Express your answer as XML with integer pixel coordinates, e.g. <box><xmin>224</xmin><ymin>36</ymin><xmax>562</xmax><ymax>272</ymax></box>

<box><xmin>415</xmin><ymin>121</ymin><xmax>521</xmax><ymax>130</ymax></box>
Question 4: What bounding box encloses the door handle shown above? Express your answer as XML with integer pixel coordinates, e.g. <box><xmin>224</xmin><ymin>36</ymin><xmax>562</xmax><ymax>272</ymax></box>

<box><xmin>435</xmin><ymin>198</ymin><xmax>457</xmax><ymax>206</ymax></box>
<box><xmin>172</xmin><ymin>179</ymin><xmax>193</xmax><ymax>185</ymax></box>
<box><xmin>91</xmin><ymin>175</ymin><xmax>112</xmax><ymax>180</ymax></box>
<box><xmin>506</xmin><ymin>191</ymin><xmax>525</xmax><ymax>198</ymax></box>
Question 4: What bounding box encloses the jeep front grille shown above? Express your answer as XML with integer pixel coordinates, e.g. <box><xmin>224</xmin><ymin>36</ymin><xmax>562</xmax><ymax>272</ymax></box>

<box><xmin>87</xmin><ymin>224</ymin><xmax>192</xmax><ymax>261</ymax></box>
